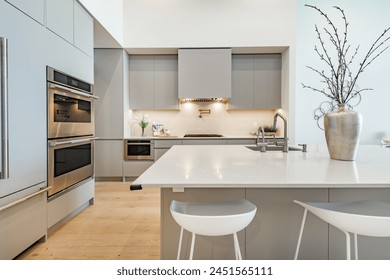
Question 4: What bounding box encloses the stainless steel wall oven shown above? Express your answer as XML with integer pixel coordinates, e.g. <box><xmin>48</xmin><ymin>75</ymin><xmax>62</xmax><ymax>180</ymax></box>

<box><xmin>48</xmin><ymin>136</ymin><xmax>97</xmax><ymax>197</ymax></box>
<box><xmin>47</xmin><ymin>67</ymin><xmax>97</xmax><ymax>197</ymax></box>
<box><xmin>47</xmin><ymin>66</ymin><xmax>97</xmax><ymax>139</ymax></box>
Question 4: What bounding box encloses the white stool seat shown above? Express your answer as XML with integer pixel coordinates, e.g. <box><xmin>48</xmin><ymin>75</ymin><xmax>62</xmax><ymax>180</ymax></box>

<box><xmin>294</xmin><ymin>200</ymin><xmax>390</xmax><ymax>260</ymax></box>
<box><xmin>170</xmin><ymin>199</ymin><xmax>257</xmax><ymax>260</ymax></box>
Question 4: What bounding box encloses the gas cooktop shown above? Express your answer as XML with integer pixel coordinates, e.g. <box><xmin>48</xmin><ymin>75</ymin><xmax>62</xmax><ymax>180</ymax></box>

<box><xmin>183</xmin><ymin>134</ymin><xmax>224</xmax><ymax>137</ymax></box>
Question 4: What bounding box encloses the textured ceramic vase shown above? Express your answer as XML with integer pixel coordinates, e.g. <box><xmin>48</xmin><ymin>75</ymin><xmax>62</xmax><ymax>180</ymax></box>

<box><xmin>324</xmin><ymin>104</ymin><xmax>363</xmax><ymax>161</ymax></box>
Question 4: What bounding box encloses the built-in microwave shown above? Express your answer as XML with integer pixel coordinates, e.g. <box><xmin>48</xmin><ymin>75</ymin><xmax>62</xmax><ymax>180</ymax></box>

<box><xmin>47</xmin><ymin>67</ymin><xmax>98</xmax><ymax>139</ymax></box>
<box><xmin>124</xmin><ymin>139</ymin><xmax>155</xmax><ymax>161</ymax></box>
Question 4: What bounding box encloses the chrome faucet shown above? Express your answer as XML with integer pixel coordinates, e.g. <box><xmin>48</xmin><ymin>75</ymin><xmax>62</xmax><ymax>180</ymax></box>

<box><xmin>256</xmin><ymin>126</ymin><xmax>267</xmax><ymax>152</ymax></box>
<box><xmin>273</xmin><ymin>112</ymin><xmax>288</xmax><ymax>152</ymax></box>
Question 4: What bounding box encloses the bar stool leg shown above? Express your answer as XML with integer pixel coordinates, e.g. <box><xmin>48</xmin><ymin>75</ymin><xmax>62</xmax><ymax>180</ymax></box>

<box><xmin>177</xmin><ymin>227</ymin><xmax>184</xmax><ymax>260</ymax></box>
<box><xmin>342</xmin><ymin>230</ymin><xmax>351</xmax><ymax>260</ymax></box>
<box><xmin>189</xmin><ymin>232</ymin><xmax>196</xmax><ymax>260</ymax></box>
<box><xmin>233</xmin><ymin>232</ymin><xmax>242</xmax><ymax>260</ymax></box>
<box><xmin>353</xmin><ymin>233</ymin><xmax>359</xmax><ymax>260</ymax></box>
<box><xmin>294</xmin><ymin>208</ymin><xmax>308</xmax><ymax>260</ymax></box>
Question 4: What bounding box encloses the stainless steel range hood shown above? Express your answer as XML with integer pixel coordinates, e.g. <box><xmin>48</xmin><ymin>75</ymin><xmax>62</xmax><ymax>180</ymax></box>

<box><xmin>178</xmin><ymin>48</ymin><xmax>231</xmax><ymax>102</ymax></box>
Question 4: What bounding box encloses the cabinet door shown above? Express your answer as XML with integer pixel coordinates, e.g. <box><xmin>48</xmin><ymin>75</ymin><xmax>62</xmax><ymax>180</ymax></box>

<box><xmin>254</xmin><ymin>54</ymin><xmax>281</xmax><ymax>109</ymax></box>
<box><xmin>5</xmin><ymin>0</ymin><xmax>44</xmax><ymax>24</ymax></box>
<box><xmin>182</xmin><ymin>139</ymin><xmax>228</xmax><ymax>145</ymax></box>
<box><xmin>74</xmin><ymin>0</ymin><xmax>93</xmax><ymax>57</ymax></box>
<box><xmin>154</xmin><ymin>55</ymin><xmax>179</xmax><ymax>109</ymax></box>
<box><xmin>129</xmin><ymin>55</ymin><xmax>154</xmax><ymax>109</ymax></box>
<box><xmin>227</xmin><ymin>139</ymin><xmax>256</xmax><ymax>145</ymax></box>
<box><xmin>46</xmin><ymin>0</ymin><xmax>74</xmax><ymax>43</ymax></box>
<box><xmin>95</xmin><ymin>140</ymin><xmax>123</xmax><ymax>177</ymax></box>
<box><xmin>123</xmin><ymin>161</ymin><xmax>153</xmax><ymax>177</ymax></box>
<box><xmin>230</xmin><ymin>55</ymin><xmax>255</xmax><ymax>109</ymax></box>
<box><xmin>94</xmin><ymin>49</ymin><xmax>125</xmax><ymax>139</ymax></box>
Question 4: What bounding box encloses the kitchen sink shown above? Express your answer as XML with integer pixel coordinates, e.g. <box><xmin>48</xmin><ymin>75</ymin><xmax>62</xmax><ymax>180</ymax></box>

<box><xmin>245</xmin><ymin>145</ymin><xmax>302</xmax><ymax>152</ymax></box>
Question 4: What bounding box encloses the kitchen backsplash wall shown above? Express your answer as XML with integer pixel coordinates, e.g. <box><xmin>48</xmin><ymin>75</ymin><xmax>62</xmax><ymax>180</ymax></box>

<box><xmin>128</xmin><ymin>103</ymin><xmax>281</xmax><ymax>137</ymax></box>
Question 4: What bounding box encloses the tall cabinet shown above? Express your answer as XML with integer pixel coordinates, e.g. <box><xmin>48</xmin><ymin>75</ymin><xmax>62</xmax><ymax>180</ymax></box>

<box><xmin>94</xmin><ymin>49</ymin><xmax>130</xmax><ymax>179</ymax></box>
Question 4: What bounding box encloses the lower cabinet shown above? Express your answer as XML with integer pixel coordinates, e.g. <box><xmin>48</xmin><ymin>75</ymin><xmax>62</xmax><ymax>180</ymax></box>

<box><xmin>154</xmin><ymin>139</ymin><xmax>182</xmax><ymax>161</ymax></box>
<box><xmin>0</xmin><ymin>191</ymin><xmax>47</xmax><ymax>259</ymax></box>
<box><xmin>95</xmin><ymin>140</ymin><xmax>123</xmax><ymax>179</ymax></box>
<box><xmin>182</xmin><ymin>139</ymin><xmax>228</xmax><ymax>145</ymax></box>
<box><xmin>48</xmin><ymin>179</ymin><xmax>94</xmax><ymax>230</ymax></box>
<box><xmin>123</xmin><ymin>161</ymin><xmax>153</xmax><ymax>179</ymax></box>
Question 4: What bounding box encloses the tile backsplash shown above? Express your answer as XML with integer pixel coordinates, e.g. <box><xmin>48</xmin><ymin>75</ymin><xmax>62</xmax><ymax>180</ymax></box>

<box><xmin>129</xmin><ymin>103</ymin><xmax>283</xmax><ymax>137</ymax></box>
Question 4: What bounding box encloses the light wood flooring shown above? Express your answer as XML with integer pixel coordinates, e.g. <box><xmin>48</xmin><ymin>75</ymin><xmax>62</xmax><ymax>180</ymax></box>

<box><xmin>16</xmin><ymin>182</ymin><xmax>160</xmax><ymax>260</ymax></box>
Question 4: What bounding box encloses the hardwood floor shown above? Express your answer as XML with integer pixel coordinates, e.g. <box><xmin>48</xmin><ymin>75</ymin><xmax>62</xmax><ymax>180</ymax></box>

<box><xmin>16</xmin><ymin>182</ymin><xmax>160</xmax><ymax>260</ymax></box>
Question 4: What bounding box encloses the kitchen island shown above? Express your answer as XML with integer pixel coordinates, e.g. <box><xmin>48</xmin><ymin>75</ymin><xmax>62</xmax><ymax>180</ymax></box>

<box><xmin>132</xmin><ymin>145</ymin><xmax>390</xmax><ymax>260</ymax></box>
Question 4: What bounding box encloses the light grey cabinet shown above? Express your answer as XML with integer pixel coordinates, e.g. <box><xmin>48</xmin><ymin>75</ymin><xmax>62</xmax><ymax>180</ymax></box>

<box><xmin>154</xmin><ymin>139</ymin><xmax>182</xmax><ymax>161</ymax></box>
<box><xmin>230</xmin><ymin>55</ymin><xmax>255</xmax><ymax>109</ymax></box>
<box><xmin>155</xmin><ymin>56</ymin><xmax>179</xmax><ymax>109</ymax></box>
<box><xmin>45</xmin><ymin>0</ymin><xmax>93</xmax><ymax>82</ymax></box>
<box><xmin>94</xmin><ymin>49</ymin><xmax>131</xmax><ymax>180</ymax></box>
<box><xmin>95</xmin><ymin>140</ymin><xmax>123</xmax><ymax>178</ymax></box>
<box><xmin>74</xmin><ymin>0</ymin><xmax>93</xmax><ymax>57</ymax></box>
<box><xmin>182</xmin><ymin>139</ymin><xmax>228</xmax><ymax>145</ymax></box>
<box><xmin>46</xmin><ymin>0</ymin><xmax>74</xmax><ymax>43</ymax></box>
<box><xmin>0</xmin><ymin>1</ymin><xmax>47</xmax><ymax>259</ymax></box>
<box><xmin>129</xmin><ymin>55</ymin><xmax>178</xmax><ymax>110</ymax></box>
<box><xmin>5</xmin><ymin>0</ymin><xmax>44</xmax><ymax>24</ymax></box>
<box><xmin>227</xmin><ymin>139</ymin><xmax>256</xmax><ymax>145</ymax></box>
<box><xmin>254</xmin><ymin>54</ymin><xmax>281</xmax><ymax>108</ymax></box>
<box><xmin>178</xmin><ymin>48</ymin><xmax>232</xmax><ymax>100</ymax></box>
<box><xmin>129</xmin><ymin>56</ymin><xmax>154</xmax><ymax>109</ymax></box>
<box><xmin>94</xmin><ymin>49</ymin><xmax>129</xmax><ymax>139</ymax></box>
<box><xmin>229</xmin><ymin>54</ymin><xmax>281</xmax><ymax>109</ymax></box>
<box><xmin>123</xmin><ymin>161</ymin><xmax>153</xmax><ymax>178</ymax></box>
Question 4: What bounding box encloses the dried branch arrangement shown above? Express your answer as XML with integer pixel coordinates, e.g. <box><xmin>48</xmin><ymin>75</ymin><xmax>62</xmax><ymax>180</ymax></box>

<box><xmin>302</xmin><ymin>5</ymin><xmax>390</xmax><ymax>128</ymax></box>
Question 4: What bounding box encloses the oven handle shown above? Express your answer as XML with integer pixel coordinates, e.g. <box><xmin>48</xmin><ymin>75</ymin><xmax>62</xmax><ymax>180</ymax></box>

<box><xmin>0</xmin><ymin>187</ymin><xmax>51</xmax><ymax>213</ymax></box>
<box><xmin>126</xmin><ymin>142</ymin><xmax>154</xmax><ymax>146</ymax></box>
<box><xmin>49</xmin><ymin>137</ymin><xmax>99</xmax><ymax>147</ymax></box>
<box><xmin>49</xmin><ymin>83</ymin><xmax>99</xmax><ymax>99</ymax></box>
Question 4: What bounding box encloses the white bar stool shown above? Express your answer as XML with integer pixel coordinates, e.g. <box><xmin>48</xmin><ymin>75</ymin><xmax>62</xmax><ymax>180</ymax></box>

<box><xmin>294</xmin><ymin>200</ymin><xmax>390</xmax><ymax>260</ymax></box>
<box><xmin>170</xmin><ymin>199</ymin><xmax>257</xmax><ymax>260</ymax></box>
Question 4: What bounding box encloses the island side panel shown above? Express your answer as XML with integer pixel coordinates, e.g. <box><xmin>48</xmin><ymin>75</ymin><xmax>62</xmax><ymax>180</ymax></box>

<box><xmin>329</xmin><ymin>188</ymin><xmax>390</xmax><ymax>260</ymax></box>
<box><xmin>246</xmin><ymin>188</ymin><xmax>329</xmax><ymax>260</ymax></box>
<box><xmin>161</xmin><ymin>188</ymin><xmax>246</xmax><ymax>260</ymax></box>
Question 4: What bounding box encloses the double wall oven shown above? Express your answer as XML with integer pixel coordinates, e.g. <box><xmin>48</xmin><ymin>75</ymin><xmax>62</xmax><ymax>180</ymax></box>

<box><xmin>47</xmin><ymin>67</ymin><xmax>98</xmax><ymax>197</ymax></box>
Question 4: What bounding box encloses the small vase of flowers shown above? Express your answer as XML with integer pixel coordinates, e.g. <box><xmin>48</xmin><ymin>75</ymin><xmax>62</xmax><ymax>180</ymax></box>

<box><xmin>135</xmin><ymin>115</ymin><xmax>149</xmax><ymax>136</ymax></box>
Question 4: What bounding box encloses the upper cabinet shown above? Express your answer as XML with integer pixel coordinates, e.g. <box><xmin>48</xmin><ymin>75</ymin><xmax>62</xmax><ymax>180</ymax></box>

<box><xmin>74</xmin><ymin>1</ymin><xmax>94</xmax><ymax>57</ymax></box>
<box><xmin>46</xmin><ymin>0</ymin><xmax>93</xmax><ymax>57</ymax></box>
<box><xmin>229</xmin><ymin>54</ymin><xmax>281</xmax><ymax>109</ymax></box>
<box><xmin>178</xmin><ymin>48</ymin><xmax>232</xmax><ymax>100</ymax></box>
<box><xmin>5</xmin><ymin>0</ymin><xmax>45</xmax><ymax>24</ymax></box>
<box><xmin>46</xmin><ymin>0</ymin><xmax>74</xmax><ymax>43</ymax></box>
<box><xmin>129</xmin><ymin>55</ymin><xmax>179</xmax><ymax>110</ymax></box>
<box><xmin>45</xmin><ymin>0</ymin><xmax>94</xmax><ymax>82</ymax></box>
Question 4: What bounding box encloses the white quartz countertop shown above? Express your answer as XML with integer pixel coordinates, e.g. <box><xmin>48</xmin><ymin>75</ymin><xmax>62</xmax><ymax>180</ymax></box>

<box><xmin>132</xmin><ymin>145</ymin><xmax>390</xmax><ymax>188</ymax></box>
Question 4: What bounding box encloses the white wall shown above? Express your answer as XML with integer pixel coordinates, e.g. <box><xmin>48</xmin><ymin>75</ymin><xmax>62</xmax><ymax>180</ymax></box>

<box><xmin>122</xmin><ymin>0</ymin><xmax>295</xmax><ymax>48</ymax></box>
<box><xmin>79</xmin><ymin>0</ymin><xmax>124</xmax><ymax>46</ymax></box>
<box><xmin>296</xmin><ymin>0</ymin><xmax>390</xmax><ymax>144</ymax></box>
